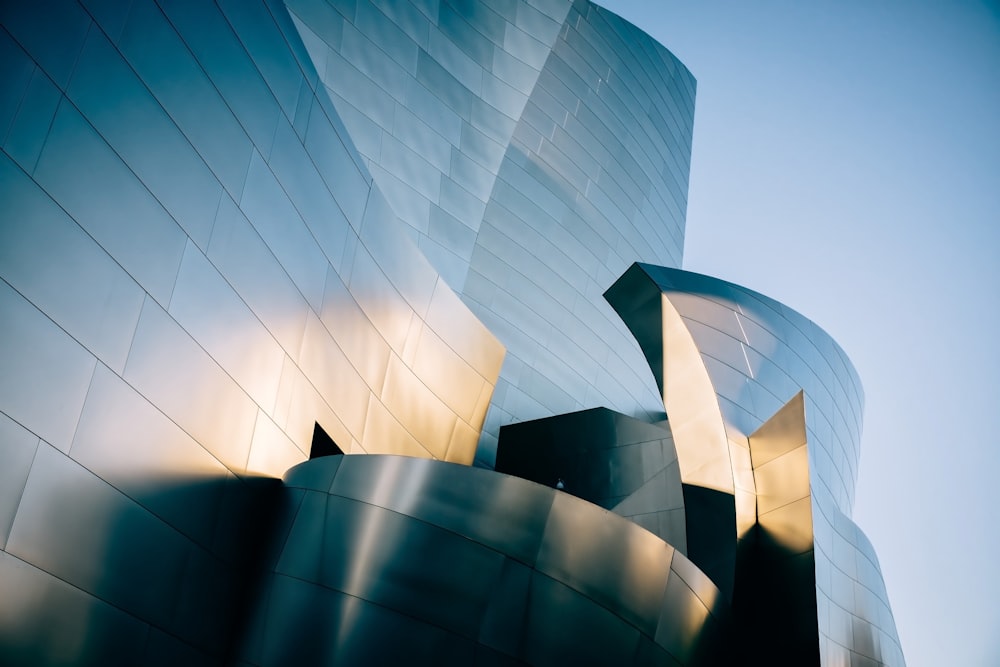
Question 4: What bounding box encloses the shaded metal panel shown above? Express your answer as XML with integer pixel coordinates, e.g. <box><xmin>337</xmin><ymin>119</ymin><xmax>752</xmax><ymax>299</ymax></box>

<box><xmin>522</xmin><ymin>571</ymin><xmax>642</xmax><ymax>667</ymax></box>
<box><xmin>0</xmin><ymin>412</ymin><xmax>39</xmax><ymax>550</ymax></box>
<box><xmin>318</xmin><ymin>493</ymin><xmax>507</xmax><ymax>639</ymax></box>
<box><xmin>0</xmin><ymin>280</ymin><xmax>96</xmax><ymax>451</ymax></box>
<box><xmin>264</xmin><ymin>454</ymin><xmax>725</xmax><ymax>665</ymax></box>
<box><xmin>33</xmin><ymin>100</ymin><xmax>187</xmax><ymax>305</ymax></box>
<box><xmin>0</xmin><ymin>152</ymin><xmax>144</xmax><ymax>374</ymax></box>
<box><xmin>477</xmin><ymin>557</ymin><xmax>533</xmax><ymax>657</ymax></box>
<box><xmin>537</xmin><ymin>491</ymin><xmax>672</xmax><ymax>635</ymax></box>
<box><xmin>654</xmin><ymin>570</ymin><xmax>711</xmax><ymax>665</ymax></box>
<box><xmin>328</xmin><ymin>455</ymin><xmax>553</xmax><ymax>565</ymax></box>
<box><xmin>69</xmin><ymin>364</ymin><xmax>230</xmax><ymax>547</ymax></box>
<box><xmin>496</xmin><ymin>407</ymin><xmax>686</xmax><ymax>547</ymax></box>
<box><xmin>0</xmin><ymin>0</ymin><xmax>90</xmax><ymax>89</ymax></box>
<box><xmin>0</xmin><ymin>550</ymin><xmax>149</xmax><ymax>666</ymax></box>
<box><xmin>6</xmin><ymin>444</ymin><xmax>188</xmax><ymax>628</ymax></box>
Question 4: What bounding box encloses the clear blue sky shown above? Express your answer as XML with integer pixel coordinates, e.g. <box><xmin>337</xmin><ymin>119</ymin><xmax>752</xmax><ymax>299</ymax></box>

<box><xmin>598</xmin><ymin>1</ymin><xmax>1000</xmax><ymax>664</ymax></box>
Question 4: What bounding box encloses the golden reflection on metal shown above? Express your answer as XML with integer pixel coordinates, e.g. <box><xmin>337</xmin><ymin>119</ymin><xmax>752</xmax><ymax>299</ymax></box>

<box><xmin>659</xmin><ymin>293</ymin><xmax>734</xmax><ymax>495</ymax></box>
<box><xmin>267</xmin><ymin>455</ymin><xmax>726</xmax><ymax>664</ymax></box>
<box><xmin>748</xmin><ymin>391</ymin><xmax>814</xmax><ymax>552</ymax></box>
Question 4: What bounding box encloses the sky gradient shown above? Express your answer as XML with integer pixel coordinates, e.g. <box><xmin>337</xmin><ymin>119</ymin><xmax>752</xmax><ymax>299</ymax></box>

<box><xmin>598</xmin><ymin>1</ymin><xmax>1000</xmax><ymax>664</ymax></box>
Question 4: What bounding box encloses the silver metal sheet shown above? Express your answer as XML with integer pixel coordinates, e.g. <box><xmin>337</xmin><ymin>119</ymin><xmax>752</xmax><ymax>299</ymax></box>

<box><xmin>537</xmin><ymin>491</ymin><xmax>672</xmax><ymax>634</ymax></box>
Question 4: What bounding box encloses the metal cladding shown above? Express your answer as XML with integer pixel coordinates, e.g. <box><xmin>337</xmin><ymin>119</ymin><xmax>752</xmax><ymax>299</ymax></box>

<box><xmin>0</xmin><ymin>0</ymin><xmax>901</xmax><ymax>665</ymax></box>
<box><xmin>242</xmin><ymin>455</ymin><xmax>729</xmax><ymax>666</ymax></box>
<box><xmin>496</xmin><ymin>407</ymin><xmax>688</xmax><ymax>553</ymax></box>
<box><xmin>605</xmin><ymin>263</ymin><xmax>906</xmax><ymax>666</ymax></box>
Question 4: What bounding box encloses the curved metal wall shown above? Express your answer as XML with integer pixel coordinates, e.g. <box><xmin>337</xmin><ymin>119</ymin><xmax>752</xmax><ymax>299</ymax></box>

<box><xmin>0</xmin><ymin>0</ymin><xmax>502</xmax><ymax>662</ymax></box>
<box><xmin>607</xmin><ymin>264</ymin><xmax>904</xmax><ymax>666</ymax></box>
<box><xmin>284</xmin><ymin>0</ymin><xmax>696</xmax><ymax>466</ymax></box>
<box><xmin>0</xmin><ymin>0</ymin><xmax>905</xmax><ymax>665</ymax></box>
<box><xmin>467</xmin><ymin>2</ymin><xmax>695</xmax><ymax>465</ymax></box>
<box><xmin>240</xmin><ymin>454</ymin><xmax>729</xmax><ymax>666</ymax></box>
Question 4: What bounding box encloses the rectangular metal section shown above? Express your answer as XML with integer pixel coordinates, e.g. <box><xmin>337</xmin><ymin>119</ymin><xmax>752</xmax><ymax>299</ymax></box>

<box><xmin>6</xmin><ymin>444</ymin><xmax>189</xmax><ymax>628</ymax></box>
<box><xmin>0</xmin><ymin>153</ymin><xmax>144</xmax><ymax>373</ymax></box>
<box><xmin>169</xmin><ymin>241</ymin><xmax>286</xmax><ymax>411</ymax></box>
<box><xmin>0</xmin><ymin>280</ymin><xmax>96</xmax><ymax>450</ymax></box>
<box><xmin>331</xmin><ymin>455</ymin><xmax>552</xmax><ymax>565</ymax></box>
<box><xmin>33</xmin><ymin>101</ymin><xmax>187</xmax><ymax>304</ymax></box>
<box><xmin>124</xmin><ymin>298</ymin><xmax>258</xmax><ymax>473</ymax></box>
<box><xmin>319</xmin><ymin>494</ymin><xmax>506</xmax><ymax>639</ymax></box>
<box><xmin>522</xmin><ymin>572</ymin><xmax>642</xmax><ymax>666</ymax></box>
<box><xmin>537</xmin><ymin>492</ymin><xmax>672</xmax><ymax>635</ymax></box>
<box><xmin>69</xmin><ymin>364</ymin><xmax>229</xmax><ymax>547</ymax></box>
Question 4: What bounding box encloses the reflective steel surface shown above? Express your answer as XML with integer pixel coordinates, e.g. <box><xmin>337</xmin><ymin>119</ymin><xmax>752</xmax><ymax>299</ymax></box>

<box><xmin>0</xmin><ymin>0</ymin><xmax>902</xmax><ymax>664</ymax></box>
<box><xmin>241</xmin><ymin>455</ymin><xmax>729</xmax><ymax>666</ymax></box>
<box><xmin>607</xmin><ymin>263</ymin><xmax>905</xmax><ymax>666</ymax></box>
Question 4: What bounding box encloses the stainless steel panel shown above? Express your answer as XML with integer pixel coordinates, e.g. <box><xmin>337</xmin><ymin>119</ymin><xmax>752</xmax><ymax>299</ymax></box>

<box><xmin>6</xmin><ymin>443</ymin><xmax>188</xmax><ymax>627</ymax></box>
<box><xmin>329</xmin><ymin>594</ymin><xmax>477</xmax><ymax>665</ymax></box>
<box><xmin>0</xmin><ymin>550</ymin><xmax>148</xmax><ymax>666</ymax></box>
<box><xmin>0</xmin><ymin>0</ymin><xmax>90</xmax><ymax>89</ymax></box>
<box><xmin>344</xmin><ymin>242</ymin><xmax>414</xmax><ymax>352</ymax></box>
<box><xmin>256</xmin><ymin>573</ymin><xmax>339</xmax><ymax>665</ymax></box>
<box><xmin>118</xmin><ymin>0</ymin><xmax>253</xmax><ymax>199</ymax></box>
<box><xmin>169</xmin><ymin>242</ymin><xmax>286</xmax><ymax>410</ymax></box>
<box><xmin>331</xmin><ymin>455</ymin><xmax>552</xmax><ymax>564</ymax></box>
<box><xmin>0</xmin><ymin>30</ymin><xmax>34</xmax><ymax>137</ymax></box>
<box><xmin>67</xmin><ymin>26</ymin><xmax>221</xmax><ymax>251</ymax></box>
<box><xmin>0</xmin><ymin>152</ymin><xmax>144</xmax><ymax>373</ymax></box>
<box><xmin>123</xmin><ymin>297</ymin><xmax>258</xmax><ymax>473</ymax></box>
<box><xmin>206</xmin><ymin>193</ymin><xmax>311</xmax><ymax>359</ymax></box>
<box><xmin>239</xmin><ymin>149</ymin><xmax>328</xmax><ymax>311</ymax></box>
<box><xmin>33</xmin><ymin>100</ymin><xmax>187</xmax><ymax>305</ymax></box>
<box><xmin>70</xmin><ymin>364</ymin><xmax>229</xmax><ymax>547</ymax></box>
<box><xmin>246</xmin><ymin>409</ymin><xmax>308</xmax><ymax>476</ymax></box>
<box><xmin>754</xmin><ymin>446</ymin><xmax>811</xmax><ymax>515</ymax></box>
<box><xmin>0</xmin><ymin>280</ymin><xmax>96</xmax><ymax>451</ymax></box>
<box><xmin>0</xmin><ymin>412</ymin><xmax>39</xmax><ymax>550</ymax></box>
<box><xmin>522</xmin><ymin>571</ymin><xmax>641</xmax><ymax>666</ymax></box>
<box><xmin>537</xmin><ymin>491</ymin><xmax>672</xmax><ymax>634</ymax></box>
<box><xmin>283</xmin><ymin>456</ymin><xmax>343</xmax><ymax>492</ymax></box>
<box><xmin>156</xmin><ymin>0</ymin><xmax>281</xmax><ymax>153</ymax></box>
<box><xmin>477</xmin><ymin>556</ymin><xmax>532</xmax><ymax>657</ymax></box>
<box><xmin>380</xmin><ymin>131</ymin><xmax>441</xmax><ymax>200</ymax></box>
<box><xmin>296</xmin><ymin>310</ymin><xmax>371</xmax><ymax>440</ymax></box>
<box><xmin>318</xmin><ymin>493</ymin><xmax>506</xmax><ymax>638</ymax></box>
<box><xmin>758</xmin><ymin>496</ymin><xmax>815</xmax><ymax>556</ymax></box>
<box><xmin>654</xmin><ymin>571</ymin><xmax>710</xmax><ymax>664</ymax></box>
<box><xmin>268</xmin><ymin>115</ymin><xmax>352</xmax><ymax>263</ymax></box>
<box><xmin>217</xmin><ymin>0</ymin><xmax>304</xmax><ymax>118</ymax></box>
<box><xmin>3</xmin><ymin>66</ymin><xmax>60</xmax><ymax>172</ymax></box>
<box><xmin>140</xmin><ymin>627</ymin><xmax>217</xmax><ymax>667</ymax></box>
<box><xmin>379</xmin><ymin>354</ymin><xmax>457</xmax><ymax>457</ymax></box>
<box><xmin>274</xmin><ymin>489</ymin><xmax>326</xmax><ymax>582</ymax></box>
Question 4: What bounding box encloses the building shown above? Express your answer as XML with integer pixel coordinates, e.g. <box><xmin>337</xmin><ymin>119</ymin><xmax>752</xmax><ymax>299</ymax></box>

<box><xmin>0</xmin><ymin>0</ymin><xmax>903</xmax><ymax>664</ymax></box>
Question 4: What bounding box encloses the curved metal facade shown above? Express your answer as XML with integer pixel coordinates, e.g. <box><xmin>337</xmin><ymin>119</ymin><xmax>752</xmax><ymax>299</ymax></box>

<box><xmin>605</xmin><ymin>264</ymin><xmax>905</xmax><ymax>666</ymax></box>
<box><xmin>286</xmin><ymin>0</ymin><xmax>695</xmax><ymax>466</ymax></box>
<box><xmin>0</xmin><ymin>1</ymin><xmax>901</xmax><ymax>665</ymax></box>
<box><xmin>243</xmin><ymin>454</ymin><xmax>727</xmax><ymax>666</ymax></box>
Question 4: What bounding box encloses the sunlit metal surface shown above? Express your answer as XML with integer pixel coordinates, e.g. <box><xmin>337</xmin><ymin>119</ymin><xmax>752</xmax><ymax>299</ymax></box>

<box><xmin>283</xmin><ymin>0</ymin><xmax>697</xmax><ymax>468</ymax></box>
<box><xmin>607</xmin><ymin>263</ymin><xmax>905</xmax><ymax>666</ymax></box>
<box><xmin>240</xmin><ymin>455</ymin><xmax>729</xmax><ymax>666</ymax></box>
<box><xmin>0</xmin><ymin>0</ymin><xmax>903</xmax><ymax>664</ymax></box>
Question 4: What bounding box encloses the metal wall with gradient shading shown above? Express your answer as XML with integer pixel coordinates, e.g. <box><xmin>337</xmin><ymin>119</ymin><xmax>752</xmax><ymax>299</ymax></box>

<box><xmin>281</xmin><ymin>0</ymin><xmax>695</xmax><ymax>466</ymax></box>
<box><xmin>239</xmin><ymin>454</ymin><xmax>729</xmax><ymax>666</ymax></box>
<box><xmin>0</xmin><ymin>0</ymin><xmax>503</xmax><ymax>662</ymax></box>
<box><xmin>606</xmin><ymin>264</ymin><xmax>905</xmax><ymax>666</ymax></box>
